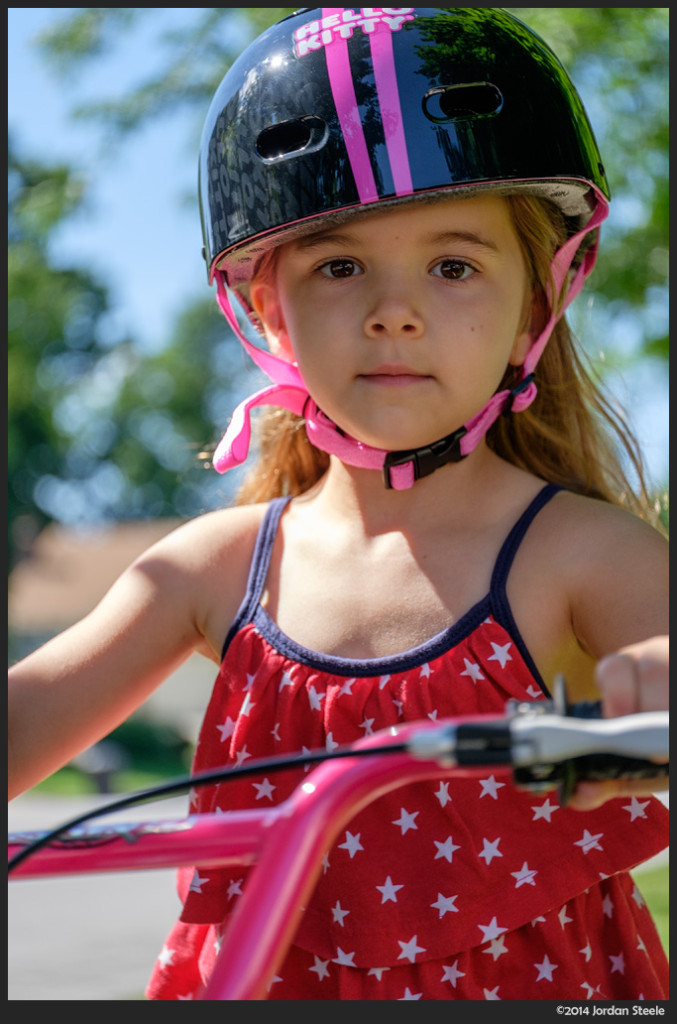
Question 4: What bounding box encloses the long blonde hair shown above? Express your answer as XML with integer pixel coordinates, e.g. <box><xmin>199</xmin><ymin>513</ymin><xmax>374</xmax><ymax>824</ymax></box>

<box><xmin>234</xmin><ymin>195</ymin><xmax>662</xmax><ymax>529</ymax></box>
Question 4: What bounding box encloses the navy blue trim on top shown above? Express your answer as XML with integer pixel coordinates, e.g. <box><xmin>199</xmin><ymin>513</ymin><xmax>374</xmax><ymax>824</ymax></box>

<box><xmin>488</xmin><ymin>483</ymin><xmax>561</xmax><ymax>697</ymax></box>
<box><xmin>221</xmin><ymin>496</ymin><xmax>290</xmax><ymax>662</ymax></box>
<box><xmin>221</xmin><ymin>484</ymin><xmax>562</xmax><ymax>687</ymax></box>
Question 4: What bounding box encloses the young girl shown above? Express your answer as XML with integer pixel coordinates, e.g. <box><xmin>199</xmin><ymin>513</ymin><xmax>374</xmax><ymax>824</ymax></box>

<box><xmin>9</xmin><ymin>9</ymin><xmax>668</xmax><ymax>1001</ymax></box>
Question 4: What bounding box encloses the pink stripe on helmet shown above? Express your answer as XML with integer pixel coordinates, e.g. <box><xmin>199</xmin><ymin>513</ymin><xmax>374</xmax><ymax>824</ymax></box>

<box><xmin>369</xmin><ymin>25</ymin><xmax>413</xmax><ymax>196</ymax></box>
<box><xmin>323</xmin><ymin>9</ymin><xmax>378</xmax><ymax>203</ymax></box>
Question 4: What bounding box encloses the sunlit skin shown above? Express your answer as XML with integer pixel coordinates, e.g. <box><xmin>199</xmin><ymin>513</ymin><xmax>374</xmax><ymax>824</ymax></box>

<box><xmin>250</xmin><ymin>196</ymin><xmax>532</xmax><ymax>454</ymax></box>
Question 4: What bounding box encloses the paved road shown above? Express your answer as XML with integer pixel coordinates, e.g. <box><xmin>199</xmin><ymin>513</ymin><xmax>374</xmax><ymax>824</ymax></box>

<box><xmin>8</xmin><ymin>790</ymin><xmax>669</xmax><ymax>1001</ymax></box>
<box><xmin>8</xmin><ymin>792</ymin><xmax>189</xmax><ymax>1001</ymax></box>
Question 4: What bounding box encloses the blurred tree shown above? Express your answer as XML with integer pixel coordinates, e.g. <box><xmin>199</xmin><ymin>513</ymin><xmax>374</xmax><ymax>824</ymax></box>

<box><xmin>7</xmin><ymin>138</ymin><xmax>257</xmax><ymax>568</ymax></box>
<box><xmin>8</xmin><ymin>140</ymin><xmax>131</xmax><ymax>568</ymax></box>
<box><xmin>9</xmin><ymin>8</ymin><xmax>668</xmax><ymax>562</ymax></box>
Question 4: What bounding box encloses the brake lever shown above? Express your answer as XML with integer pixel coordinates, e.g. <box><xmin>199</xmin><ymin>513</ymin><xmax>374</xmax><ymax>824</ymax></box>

<box><xmin>407</xmin><ymin>675</ymin><xmax>669</xmax><ymax>805</ymax></box>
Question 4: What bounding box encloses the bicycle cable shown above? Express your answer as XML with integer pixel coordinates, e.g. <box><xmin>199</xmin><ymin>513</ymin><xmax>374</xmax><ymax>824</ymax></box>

<box><xmin>8</xmin><ymin>738</ymin><xmax>409</xmax><ymax>873</ymax></box>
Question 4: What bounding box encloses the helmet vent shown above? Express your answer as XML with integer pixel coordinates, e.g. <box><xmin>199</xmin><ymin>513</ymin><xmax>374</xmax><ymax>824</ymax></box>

<box><xmin>256</xmin><ymin>115</ymin><xmax>328</xmax><ymax>163</ymax></box>
<box><xmin>423</xmin><ymin>83</ymin><xmax>503</xmax><ymax>123</ymax></box>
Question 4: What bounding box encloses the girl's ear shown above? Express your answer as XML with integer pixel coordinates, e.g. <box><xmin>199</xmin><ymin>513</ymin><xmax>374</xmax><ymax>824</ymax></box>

<box><xmin>249</xmin><ymin>281</ymin><xmax>294</xmax><ymax>360</ymax></box>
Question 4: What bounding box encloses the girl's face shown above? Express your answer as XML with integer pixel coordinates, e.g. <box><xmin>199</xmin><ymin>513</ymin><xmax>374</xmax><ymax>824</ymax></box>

<box><xmin>251</xmin><ymin>195</ymin><xmax>533</xmax><ymax>453</ymax></box>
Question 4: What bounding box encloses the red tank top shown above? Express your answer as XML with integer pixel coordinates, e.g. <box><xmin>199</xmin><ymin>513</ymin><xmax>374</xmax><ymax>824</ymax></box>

<box><xmin>177</xmin><ymin>486</ymin><xmax>668</xmax><ymax>967</ymax></box>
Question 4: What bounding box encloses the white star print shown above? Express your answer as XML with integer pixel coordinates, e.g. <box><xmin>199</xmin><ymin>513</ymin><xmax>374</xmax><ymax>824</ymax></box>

<box><xmin>244</xmin><ymin>672</ymin><xmax>256</xmax><ymax>691</ymax></box>
<box><xmin>359</xmin><ymin>717</ymin><xmax>375</xmax><ymax>735</ymax></box>
<box><xmin>558</xmin><ymin>905</ymin><xmax>573</xmax><ymax>928</ymax></box>
<box><xmin>234</xmin><ymin>744</ymin><xmax>251</xmax><ymax>767</ymax></box>
<box><xmin>397</xmin><ymin>935</ymin><xmax>426</xmax><ymax>963</ymax></box>
<box><xmin>252</xmin><ymin>777</ymin><xmax>275</xmax><ymax>801</ymax></box>
<box><xmin>270</xmin><ymin>722</ymin><xmax>281</xmax><ymax>741</ymax></box>
<box><xmin>308</xmin><ymin>685</ymin><xmax>325</xmax><ymax>711</ymax></box>
<box><xmin>441</xmin><ymin>961</ymin><xmax>465</xmax><ymax>987</ymax></box>
<box><xmin>239</xmin><ymin>692</ymin><xmax>255</xmax><ymax>716</ymax></box>
<box><xmin>511</xmin><ymin>861</ymin><xmax>537</xmax><ymax>887</ymax></box>
<box><xmin>333</xmin><ymin>948</ymin><xmax>356</xmax><ymax>967</ymax></box>
<box><xmin>632</xmin><ymin>884</ymin><xmax>646</xmax><ymax>909</ymax></box>
<box><xmin>479</xmin><ymin>774</ymin><xmax>506</xmax><ymax>799</ymax></box>
<box><xmin>484</xmin><ymin>986</ymin><xmax>501</xmax><ymax>1000</ymax></box>
<box><xmin>435</xmin><ymin>781</ymin><xmax>452</xmax><ymax>807</ymax></box>
<box><xmin>399</xmin><ymin>988</ymin><xmax>422</xmax><ymax>1000</ymax></box>
<box><xmin>602</xmin><ymin>894</ymin><xmax>614</xmax><ymax>918</ymax></box>
<box><xmin>379</xmin><ymin>675</ymin><xmax>391</xmax><ymax>689</ymax></box>
<box><xmin>428</xmin><ymin>708</ymin><xmax>439</xmax><ymax>721</ymax></box>
<box><xmin>331</xmin><ymin>901</ymin><xmax>350</xmax><ymax>926</ymax></box>
<box><xmin>157</xmin><ymin>944</ymin><xmax>175</xmax><ymax>968</ymax></box>
<box><xmin>460</xmin><ymin>658</ymin><xmax>484</xmax><ymax>682</ymax></box>
<box><xmin>376</xmin><ymin>876</ymin><xmax>404</xmax><ymax>904</ymax></box>
<box><xmin>532</xmin><ymin>797</ymin><xmax>559</xmax><ymax>821</ymax></box>
<box><xmin>479</xmin><ymin>837</ymin><xmax>502</xmax><ymax>865</ymax></box>
<box><xmin>227</xmin><ymin>878</ymin><xmax>243</xmax><ymax>899</ymax></box>
<box><xmin>623</xmin><ymin>796</ymin><xmax>651</xmax><ymax>820</ymax></box>
<box><xmin>279</xmin><ymin>670</ymin><xmax>294</xmax><ymax>690</ymax></box>
<box><xmin>216</xmin><ymin>717</ymin><xmax>236</xmax><ymax>742</ymax></box>
<box><xmin>535</xmin><ymin>954</ymin><xmax>558</xmax><ymax>981</ymax></box>
<box><xmin>579</xmin><ymin>942</ymin><xmax>592</xmax><ymax>962</ymax></box>
<box><xmin>609</xmin><ymin>952</ymin><xmax>626</xmax><ymax>974</ymax></box>
<box><xmin>176</xmin><ymin>993</ymin><xmax>194</xmax><ymax>1000</ymax></box>
<box><xmin>326</xmin><ymin>733</ymin><xmax>339</xmax><ymax>753</ymax></box>
<box><xmin>482</xmin><ymin>935</ymin><xmax>509</xmax><ymax>961</ymax></box>
<box><xmin>581</xmin><ymin>981</ymin><xmax>596</xmax><ymax>999</ymax></box>
<box><xmin>189</xmin><ymin>870</ymin><xmax>209</xmax><ymax>894</ymax></box>
<box><xmin>368</xmin><ymin>967</ymin><xmax>390</xmax><ymax>980</ymax></box>
<box><xmin>420</xmin><ymin>663</ymin><xmax>432</xmax><ymax>678</ymax></box>
<box><xmin>338</xmin><ymin>831</ymin><xmax>364</xmax><ymax>858</ymax></box>
<box><xmin>575</xmin><ymin>829</ymin><xmax>604</xmax><ymax>854</ymax></box>
<box><xmin>434</xmin><ymin>835</ymin><xmax>461</xmax><ymax>862</ymax></box>
<box><xmin>430</xmin><ymin>893</ymin><xmax>459</xmax><ymax>918</ymax></box>
<box><xmin>487</xmin><ymin>641</ymin><xmax>512</xmax><ymax>668</ymax></box>
<box><xmin>477</xmin><ymin>917</ymin><xmax>507</xmax><ymax>943</ymax></box>
<box><xmin>526</xmin><ymin>685</ymin><xmax>543</xmax><ymax>699</ymax></box>
<box><xmin>392</xmin><ymin>807</ymin><xmax>419</xmax><ymax>834</ymax></box>
<box><xmin>309</xmin><ymin>956</ymin><xmax>330</xmax><ymax>980</ymax></box>
<box><xmin>338</xmin><ymin>677</ymin><xmax>355</xmax><ymax>696</ymax></box>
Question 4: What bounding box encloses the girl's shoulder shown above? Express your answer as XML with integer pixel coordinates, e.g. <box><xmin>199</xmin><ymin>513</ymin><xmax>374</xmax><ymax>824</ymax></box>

<box><xmin>128</xmin><ymin>501</ymin><xmax>273</xmax><ymax>661</ymax></box>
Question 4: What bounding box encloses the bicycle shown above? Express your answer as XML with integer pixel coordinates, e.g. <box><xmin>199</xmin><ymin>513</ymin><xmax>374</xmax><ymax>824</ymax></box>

<box><xmin>8</xmin><ymin>680</ymin><xmax>669</xmax><ymax>1001</ymax></box>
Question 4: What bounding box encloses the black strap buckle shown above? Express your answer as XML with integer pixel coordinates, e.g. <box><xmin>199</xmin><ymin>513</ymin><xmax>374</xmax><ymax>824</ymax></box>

<box><xmin>503</xmin><ymin>372</ymin><xmax>535</xmax><ymax>415</ymax></box>
<box><xmin>383</xmin><ymin>425</ymin><xmax>467</xmax><ymax>489</ymax></box>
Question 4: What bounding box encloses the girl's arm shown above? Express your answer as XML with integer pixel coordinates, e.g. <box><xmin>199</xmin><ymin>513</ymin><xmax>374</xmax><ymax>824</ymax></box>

<box><xmin>562</xmin><ymin>501</ymin><xmax>668</xmax><ymax>808</ymax></box>
<box><xmin>8</xmin><ymin>507</ymin><xmax>261</xmax><ymax>800</ymax></box>
<box><xmin>568</xmin><ymin>635</ymin><xmax>669</xmax><ymax>809</ymax></box>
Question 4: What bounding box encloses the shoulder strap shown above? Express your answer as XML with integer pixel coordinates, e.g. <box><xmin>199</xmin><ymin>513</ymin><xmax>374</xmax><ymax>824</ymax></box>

<box><xmin>221</xmin><ymin>496</ymin><xmax>290</xmax><ymax>660</ymax></box>
<box><xmin>488</xmin><ymin>483</ymin><xmax>561</xmax><ymax>696</ymax></box>
<box><xmin>490</xmin><ymin>483</ymin><xmax>561</xmax><ymax>593</ymax></box>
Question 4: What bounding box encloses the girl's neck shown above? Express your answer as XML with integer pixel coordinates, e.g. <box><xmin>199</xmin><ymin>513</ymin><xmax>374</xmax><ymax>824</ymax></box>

<box><xmin>302</xmin><ymin>443</ymin><xmax>535</xmax><ymax>537</ymax></box>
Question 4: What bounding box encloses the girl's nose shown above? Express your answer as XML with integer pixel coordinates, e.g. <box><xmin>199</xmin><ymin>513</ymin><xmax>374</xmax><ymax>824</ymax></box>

<box><xmin>363</xmin><ymin>281</ymin><xmax>424</xmax><ymax>339</ymax></box>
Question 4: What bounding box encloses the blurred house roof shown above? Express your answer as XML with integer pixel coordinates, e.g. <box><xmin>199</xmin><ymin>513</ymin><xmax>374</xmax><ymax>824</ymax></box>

<box><xmin>8</xmin><ymin>519</ymin><xmax>184</xmax><ymax>633</ymax></box>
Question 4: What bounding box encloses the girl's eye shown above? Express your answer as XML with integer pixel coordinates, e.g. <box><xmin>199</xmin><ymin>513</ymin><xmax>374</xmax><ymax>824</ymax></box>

<box><xmin>318</xmin><ymin>259</ymin><xmax>363</xmax><ymax>279</ymax></box>
<box><xmin>430</xmin><ymin>259</ymin><xmax>475</xmax><ymax>281</ymax></box>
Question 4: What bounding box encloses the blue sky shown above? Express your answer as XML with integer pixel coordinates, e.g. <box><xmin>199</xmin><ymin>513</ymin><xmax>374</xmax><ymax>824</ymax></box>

<box><xmin>8</xmin><ymin>7</ymin><xmax>669</xmax><ymax>487</ymax></box>
<box><xmin>8</xmin><ymin>7</ymin><xmax>207</xmax><ymax>355</ymax></box>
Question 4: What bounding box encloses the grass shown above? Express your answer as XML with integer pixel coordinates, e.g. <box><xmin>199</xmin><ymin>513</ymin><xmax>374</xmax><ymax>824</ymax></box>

<box><xmin>632</xmin><ymin>862</ymin><xmax>669</xmax><ymax>957</ymax></box>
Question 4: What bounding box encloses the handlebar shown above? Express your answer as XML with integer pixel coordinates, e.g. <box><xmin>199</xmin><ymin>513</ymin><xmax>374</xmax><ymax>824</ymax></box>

<box><xmin>8</xmin><ymin>692</ymin><xmax>669</xmax><ymax>1000</ymax></box>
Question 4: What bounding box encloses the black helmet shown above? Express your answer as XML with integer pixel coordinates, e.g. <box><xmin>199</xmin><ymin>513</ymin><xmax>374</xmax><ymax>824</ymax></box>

<box><xmin>202</xmin><ymin>8</ymin><xmax>610</xmax><ymax>487</ymax></box>
<box><xmin>199</xmin><ymin>7</ymin><xmax>608</xmax><ymax>287</ymax></box>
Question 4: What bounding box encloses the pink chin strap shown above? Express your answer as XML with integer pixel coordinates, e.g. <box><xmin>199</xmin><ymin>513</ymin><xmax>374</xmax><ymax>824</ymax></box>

<box><xmin>211</xmin><ymin>196</ymin><xmax>608</xmax><ymax>490</ymax></box>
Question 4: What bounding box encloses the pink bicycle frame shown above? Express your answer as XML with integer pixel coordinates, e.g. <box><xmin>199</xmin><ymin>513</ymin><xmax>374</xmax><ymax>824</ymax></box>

<box><xmin>8</xmin><ymin>717</ymin><xmax>492</xmax><ymax>1000</ymax></box>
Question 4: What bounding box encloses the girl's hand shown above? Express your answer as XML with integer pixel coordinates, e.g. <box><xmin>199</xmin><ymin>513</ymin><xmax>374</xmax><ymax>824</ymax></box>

<box><xmin>568</xmin><ymin>635</ymin><xmax>669</xmax><ymax>809</ymax></box>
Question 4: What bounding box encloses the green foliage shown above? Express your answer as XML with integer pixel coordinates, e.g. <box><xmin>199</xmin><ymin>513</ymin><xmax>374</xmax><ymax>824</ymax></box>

<box><xmin>8</xmin><ymin>142</ymin><xmax>125</xmax><ymax>567</ymax></box>
<box><xmin>632</xmin><ymin>863</ymin><xmax>669</xmax><ymax>958</ymax></box>
<box><xmin>8</xmin><ymin>8</ymin><xmax>668</xmax><ymax>561</ymax></box>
